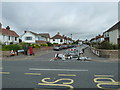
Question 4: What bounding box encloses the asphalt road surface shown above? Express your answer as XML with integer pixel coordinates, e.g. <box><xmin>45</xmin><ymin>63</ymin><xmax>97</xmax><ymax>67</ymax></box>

<box><xmin>1</xmin><ymin>46</ymin><xmax>120</xmax><ymax>89</ymax></box>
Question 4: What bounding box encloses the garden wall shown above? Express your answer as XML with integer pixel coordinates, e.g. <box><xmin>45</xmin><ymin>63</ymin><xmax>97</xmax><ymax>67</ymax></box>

<box><xmin>1</xmin><ymin>46</ymin><xmax>53</xmax><ymax>57</ymax></box>
<box><xmin>91</xmin><ymin>47</ymin><xmax>119</xmax><ymax>58</ymax></box>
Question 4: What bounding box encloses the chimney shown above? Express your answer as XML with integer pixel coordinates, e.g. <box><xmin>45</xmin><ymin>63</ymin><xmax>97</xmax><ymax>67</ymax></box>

<box><xmin>24</xmin><ymin>31</ymin><xmax>27</xmax><ymax>33</ymax></box>
<box><xmin>6</xmin><ymin>26</ymin><xmax>10</xmax><ymax>30</ymax></box>
<box><xmin>57</xmin><ymin>32</ymin><xmax>60</xmax><ymax>35</ymax></box>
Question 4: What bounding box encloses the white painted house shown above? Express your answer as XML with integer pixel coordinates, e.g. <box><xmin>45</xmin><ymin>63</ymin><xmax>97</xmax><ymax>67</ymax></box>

<box><xmin>50</xmin><ymin>32</ymin><xmax>73</xmax><ymax>44</ymax></box>
<box><xmin>103</xmin><ymin>21</ymin><xmax>120</xmax><ymax>44</ymax></box>
<box><xmin>90</xmin><ymin>35</ymin><xmax>104</xmax><ymax>43</ymax></box>
<box><xmin>0</xmin><ymin>23</ymin><xmax>19</xmax><ymax>45</ymax></box>
<box><xmin>20</xmin><ymin>31</ymin><xmax>50</xmax><ymax>44</ymax></box>
<box><xmin>50</xmin><ymin>32</ymin><xmax>64</xmax><ymax>44</ymax></box>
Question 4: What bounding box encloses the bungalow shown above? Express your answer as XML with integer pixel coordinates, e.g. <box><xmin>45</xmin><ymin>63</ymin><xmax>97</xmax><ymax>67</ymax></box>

<box><xmin>103</xmin><ymin>21</ymin><xmax>120</xmax><ymax>44</ymax></box>
<box><xmin>20</xmin><ymin>31</ymin><xmax>50</xmax><ymax>44</ymax></box>
<box><xmin>0</xmin><ymin>23</ymin><xmax>19</xmax><ymax>45</ymax></box>
<box><xmin>50</xmin><ymin>32</ymin><xmax>64</xmax><ymax>44</ymax></box>
<box><xmin>50</xmin><ymin>32</ymin><xmax>73</xmax><ymax>44</ymax></box>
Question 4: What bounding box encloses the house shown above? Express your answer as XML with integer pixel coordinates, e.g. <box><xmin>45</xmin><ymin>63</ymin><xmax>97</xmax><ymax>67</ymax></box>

<box><xmin>20</xmin><ymin>31</ymin><xmax>50</xmax><ymax>44</ymax></box>
<box><xmin>0</xmin><ymin>23</ymin><xmax>19</xmax><ymax>45</ymax></box>
<box><xmin>90</xmin><ymin>38</ymin><xmax>96</xmax><ymax>43</ymax></box>
<box><xmin>103</xmin><ymin>21</ymin><xmax>120</xmax><ymax>44</ymax></box>
<box><xmin>50</xmin><ymin>32</ymin><xmax>65</xmax><ymax>44</ymax></box>
<box><xmin>77</xmin><ymin>39</ymin><xmax>83</xmax><ymax>45</ymax></box>
<box><xmin>90</xmin><ymin>35</ymin><xmax>104</xmax><ymax>43</ymax></box>
<box><xmin>96</xmin><ymin>35</ymin><xmax>104</xmax><ymax>43</ymax></box>
<box><xmin>50</xmin><ymin>32</ymin><xmax>73</xmax><ymax>44</ymax></box>
<box><xmin>67</xmin><ymin>37</ymin><xmax>73</xmax><ymax>44</ymax></box>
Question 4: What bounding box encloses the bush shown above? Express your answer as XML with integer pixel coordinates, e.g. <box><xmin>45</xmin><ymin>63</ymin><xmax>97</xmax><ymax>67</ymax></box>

<box><xmin>40</xmin><ymin>43</ymin><xmax>48</xmax><ymax>47</ymax></box>
<box><xmin>30</xmin><ymin>43</ymin><xmax>40</xmax><ymax>48</ymax></box>
<box><xmin>2</xmin><ymin>44</ymin><xmax>21</xmax><ymax>51</ymax></box>
<box><xmin>47</xmin><ymin>42</ymin><xmax>53</xmax><ymax>46</ymax></box>
<box><xmin>95</xmin><ymin>41</ymin><xmax>118</xmax><ymax>50</ymax></box>
<box><xmin>53</xmin><ymin>43</ymin><xmax>58</xmax><ymax>45</ymax></box>
<box><xmin>19</xmin><ymin>42</ymin><xmax>30</xmax><ymax>49</ymax></box>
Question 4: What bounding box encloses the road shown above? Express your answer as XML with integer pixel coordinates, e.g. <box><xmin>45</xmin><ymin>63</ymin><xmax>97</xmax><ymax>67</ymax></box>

<box><xmin>1</xmin><ymin>45</ymin><xmax>120</xmax><ymax>89</ymax></box>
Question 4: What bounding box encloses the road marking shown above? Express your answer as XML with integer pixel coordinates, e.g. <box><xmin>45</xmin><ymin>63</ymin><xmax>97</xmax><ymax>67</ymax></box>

<box><xmin>0</xmin><ymin>72</ymin><xmax>10</xmax><ymax>74</ymax></box>
<box><xmin>41</xmin><ymin>78</ymin><xmax>74</xmax><ymax>84</ymax></box>
<box><xmin>97</xmin><ymin>82</ymin><xmax>120</xmax><ymax>89</ymax></box>
<box><xmin>38</xmin><ymin>78</ymin><xmax>74</xmax><ymax>88</ymax></box>
<box><xmin>38</xmin><ymin>83</ymin><xmax>74</xmax><ymax>88</ymax></box>
<box><xmin>94</xmin><ymin>78</ymin><xmax>116</xmax><ymax>83</ymax></box>
<box><xmin>29</xmin><ymin>68</ymin><xmax>88</xmax><ymax>72</ymax></box>
<box><xmin>24</xmin><ymin>73</ymin><xmax>41</xmax><ymax>76</ymax></box>
<box><xmin>58</xmin><ymin>74</ymin><xmax>76</xmax><ymax>77</ymax></box>
<box><xmin>94</xmin><ymin>75</ymin><xmax>114</xmax><ymax>77</ymax></box>
<box><xmin>94</xmin><ymin>74</ymin><xmax>120</xmax><ymax>89</ymax></box>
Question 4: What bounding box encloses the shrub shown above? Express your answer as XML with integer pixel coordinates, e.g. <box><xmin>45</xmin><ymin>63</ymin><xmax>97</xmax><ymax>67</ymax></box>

<box><xmin>2</xmin><ymin>44</ymin><xmax>21</xmax><ymax>51</ymax></box>
<box><xmin>47</xmin><ymin>42</ymin><xmax>53</xmax><ymax>46</ymax></box>
<box><xmin>19</xmin><ymin>42</ymin><xmax>30</xmax><ymax>49</ymax></box>
<box><xmin>53</xmin><ymin>43</ymin><xmax>58</xmax><ymax>45</ymax></box>
<box><xmin>96</xmin><ymin>41</ymin><xmax>118</xmax><ymax>50</ymax></box>
<box><xmin>40</xmin><ymin>43</ymin><xmax>48</xmax><ymax>47</ymax></box>
<box><xmin>30</xmin><ymin>43</ymin><xmax>40</xmax><ymax>48</ymax></box>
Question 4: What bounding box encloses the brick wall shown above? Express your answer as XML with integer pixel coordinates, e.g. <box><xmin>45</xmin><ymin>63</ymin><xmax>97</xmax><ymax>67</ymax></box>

<box><xmin>1</xmin><ymin>47</ymin><xmax>53</xmax><ymax>57</ymax></box>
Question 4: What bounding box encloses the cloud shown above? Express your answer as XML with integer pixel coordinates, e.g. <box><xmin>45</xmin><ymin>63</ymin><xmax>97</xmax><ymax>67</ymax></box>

<box><xmin>2</xmin><ymin>2</ymin><xmax>118</xmax><ymax>40</ymax></box>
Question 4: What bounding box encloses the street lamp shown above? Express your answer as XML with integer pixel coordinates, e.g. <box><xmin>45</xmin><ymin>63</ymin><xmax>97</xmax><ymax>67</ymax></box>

<box><xmin>71</xmin><ymin>34</ymin><xmax>72</xmax><ymax>40</ymax></box>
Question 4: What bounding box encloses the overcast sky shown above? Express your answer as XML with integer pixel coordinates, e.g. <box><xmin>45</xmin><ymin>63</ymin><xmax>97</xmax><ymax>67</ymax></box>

<box><xmin>2</xmin><ymin>2</ymin><xmax>118</xmax><ymax>40</ymax></box>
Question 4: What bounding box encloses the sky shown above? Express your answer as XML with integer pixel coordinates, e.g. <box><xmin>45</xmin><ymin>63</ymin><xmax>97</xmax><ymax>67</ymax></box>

<box><xmin>1</xmin><ymin>2</ymin><xmax>118</xmax><ymax>40</ymax></box>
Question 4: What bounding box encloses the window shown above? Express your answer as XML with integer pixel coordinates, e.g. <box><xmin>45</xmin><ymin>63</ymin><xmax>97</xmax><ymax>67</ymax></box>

<box><xmin>26</xmin><ymin>37</ymin><xmax>32</xmax><ymax>40</ymax></box>
<box><xmin>15</xmin><ymin>37</ymin><xmax>17</xmax><ymax>41</ymax></box>
<box><xmin>60</xmin><ymin>39</ymin><xmax>63</xmax><ymax>42</ymax></box>
<box><xmin>53</xmin><ymin>39</ymin><xmax>55</xmax><ymax>41</ymax></box>
<box><xmin>38</xmin><ymin>37</ymin><xmax>41</xmax><ymax>40</ymax></box>
<box><xmin>3</xmin><ymin>35</ymin><xmax>5</xmax><ymax>40</ymax></box>
<box><xmin>8</xmin><ymin>36</ymin><xmax>10</xmax><ymax>40</ymax></box>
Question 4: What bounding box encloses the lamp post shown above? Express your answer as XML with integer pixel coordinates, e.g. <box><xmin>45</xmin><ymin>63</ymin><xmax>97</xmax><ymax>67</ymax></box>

<box><xmin>77</xmin><ymin>42</ymin><xmax>81</xmax><ymax>60</ymax></box>
<box><xmin>71</xmin><ymin>34</ymin><xmax>72</xmax><ymax>40</ymax></box>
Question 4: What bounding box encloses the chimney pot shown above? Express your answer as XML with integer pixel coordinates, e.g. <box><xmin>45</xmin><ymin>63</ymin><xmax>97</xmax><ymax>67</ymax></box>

<box><xmin>24</xmin><ymin>31</ymin><xmax>27</xmax><ymax>33</ymax></box>
<box><xmin>6</xmin><ymin>26</ymin><xmax>10</xmax><ymax>30</ymax></box>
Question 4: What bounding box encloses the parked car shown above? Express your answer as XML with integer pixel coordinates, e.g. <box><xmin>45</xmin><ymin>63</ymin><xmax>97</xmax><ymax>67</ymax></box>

<box><xmin>64</xmin><ymin>48</ymin><xmax>79</xmax><ymax>58</ymax></box>
<box><xmin>68</xmin><ymin>45</ymin><xmax>73</xmax><ymax>48</ymax></box>
<box><xmin>53</xmin><ymin>45</ymin><xmax>62</xmax><ymax>51</ymax></box>
<box><xmin>61</xmin><ymin>45</ymin><xmax>68</xmax><ymax>49</ymax></box>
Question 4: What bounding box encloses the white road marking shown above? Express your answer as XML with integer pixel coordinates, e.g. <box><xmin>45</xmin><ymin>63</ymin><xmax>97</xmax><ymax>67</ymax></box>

<box><xmin>29</xmin><ymin>68</ymin><xmax>88</xmax><ymax>72</ymax></box>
